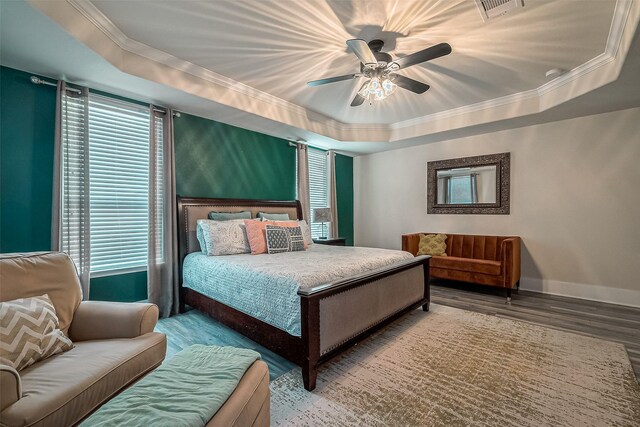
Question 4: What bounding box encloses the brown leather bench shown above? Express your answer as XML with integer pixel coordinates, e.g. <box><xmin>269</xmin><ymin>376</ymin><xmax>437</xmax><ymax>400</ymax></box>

<box><xmin>402</xmin><ymin>233</ymin><xmax>521</xmax><ymax>300</ymax></box>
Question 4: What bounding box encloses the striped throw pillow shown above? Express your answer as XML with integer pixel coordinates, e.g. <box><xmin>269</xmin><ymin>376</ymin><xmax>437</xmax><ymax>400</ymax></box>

<box><xmin>0</xmin><ymin>294</ymin><xmax>74</xmax><ymax>371</ymax></box>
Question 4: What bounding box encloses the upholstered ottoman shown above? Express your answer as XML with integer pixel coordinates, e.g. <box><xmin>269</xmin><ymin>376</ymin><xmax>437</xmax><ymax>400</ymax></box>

<box><xmin>80</xmin><ymin>345</ymin><xmax>270</xmax><ymax>427</ymax></box>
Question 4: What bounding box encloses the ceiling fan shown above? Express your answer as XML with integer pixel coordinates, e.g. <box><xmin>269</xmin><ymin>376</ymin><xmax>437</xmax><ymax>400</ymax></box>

<box><xmin>307</xmin><ymin>39</ymin><xmax>451</xmax><ymax>106</ymax></box>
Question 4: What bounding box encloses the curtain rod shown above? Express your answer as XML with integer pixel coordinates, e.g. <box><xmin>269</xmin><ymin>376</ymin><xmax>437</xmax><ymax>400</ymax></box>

<box><xmin>31</xmin><ymin>76</ymin><xmax>81</xmax><ymax>94</ymax></box>
<box><xmin>30</xmin><ymin>76</ymin><xmax>179</xmax><ymax>116</ymax></box>
<box><xmin>288</xmin><ymin>140</ymin><xmax>352</xmax><ymax>157</ymax></box>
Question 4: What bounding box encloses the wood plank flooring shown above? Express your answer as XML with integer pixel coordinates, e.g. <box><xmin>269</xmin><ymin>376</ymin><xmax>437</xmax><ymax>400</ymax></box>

<box><xmin>155</xmin><ymin>309</ymin><xmax>296</xmax><ymax>381</ymax></box>
<box><xmin>156</xmin><ymin>282</ymin><xmax>640</xmax><ymax>382</ymax></box>
<box><xmin>430</xmin><ymin>281</ymin><xmax>640</xmax><ymax>381</ymax></box>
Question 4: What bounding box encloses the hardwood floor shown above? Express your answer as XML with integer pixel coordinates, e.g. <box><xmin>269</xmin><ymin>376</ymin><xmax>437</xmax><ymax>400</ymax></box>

<box><xmin>155</xmin><ymin>309</ymin><xmax>296</xmax><ymax>381</ymax></box>
<box><xmin>430</xmin><ymin>281</ymin><xmax>640</xmax><ymax>381</ymax></box>
<box><xmin>156</xmin><ymin>282</ymin><xmax>640</xmax><ymax>382</ymax></box>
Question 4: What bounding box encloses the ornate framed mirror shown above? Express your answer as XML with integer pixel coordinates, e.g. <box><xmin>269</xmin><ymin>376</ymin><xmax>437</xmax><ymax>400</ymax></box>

<box><xmin>427</xmin><ymin>152</ymin><xmax>510</xmax><ymax>214</ymax></box>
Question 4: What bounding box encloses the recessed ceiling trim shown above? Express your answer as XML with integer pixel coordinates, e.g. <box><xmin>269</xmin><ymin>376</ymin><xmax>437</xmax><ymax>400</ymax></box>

<box><xmin>66</xmin><ymin>0</ymin><xmax>312</xmax><ymax>119</ymax></box>
<box><xmin>391</xmin><ymin>0</ymin><xmax>635</xmax><ymax>135</ymax></box>
<box><xmin>27</xmin><ymin>0</ymin><xmax>638</xmax><ymax>144</ymax></box>
<box><xmin>391</xmin><ymin>88</ymin><xmax>540</xmax><ymax>131</ymax></box>
<box><xmin>606</xmin><ymin>0</ymin><xmax>635</xmax><ymax>54</ymax></box>
<box><xmin>539</xmin><ymin>0</ymin><xmax>632</xmax><ymax>97</ymax></box>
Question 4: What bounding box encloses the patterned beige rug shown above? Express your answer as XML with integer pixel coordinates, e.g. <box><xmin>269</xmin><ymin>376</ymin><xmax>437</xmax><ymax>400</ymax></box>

<box><xmin>270</xmin><ymin>305</ymin><xmax>640</xmax><ymax>426</ymax></box>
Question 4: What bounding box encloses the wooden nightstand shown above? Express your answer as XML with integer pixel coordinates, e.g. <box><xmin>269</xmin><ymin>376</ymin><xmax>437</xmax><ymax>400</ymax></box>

<box><xmin>313</xmin><ymin>237</ymin><xmax>346</xmax><ymax>246</ymax></box>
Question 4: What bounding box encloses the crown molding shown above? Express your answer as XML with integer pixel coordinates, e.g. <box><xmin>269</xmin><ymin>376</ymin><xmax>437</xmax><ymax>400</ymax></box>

<box><xmin>40</xmin><ymin>0</ymin><xmax>638</xmax><ymax>143</ymax></box>
<box><xmin>391</xmin><ymin>0</ymin><xmax>634</xmax><ymax>134</ymax></box>
<box><xmin>66</xmin><ymin>0</ymin><xmax>316</xmax><ymax>120</ymax></box>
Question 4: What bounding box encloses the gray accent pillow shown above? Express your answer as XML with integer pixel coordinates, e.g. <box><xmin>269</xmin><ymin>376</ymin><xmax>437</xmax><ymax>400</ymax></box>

<box><xmin>197</xmin><ymin>219</ymin><xmax>250</xmax><ymax>256</ymax></box>
<box><xmin>257</xmin><ymin>212</ymin><xmax>291</xmax><ymax>221</ymax></box>
<box><xmin>208</xmin><ymin>211</ymin><xmax>252</xmax><ymax>221</ymax></box>
<box><xmin>265</xmin><ymin>226</ymin><xmax>290</xmax><ymax>254</ymax></box>
<box><xmin>287</xmin><ymin>226</ymin><xmax>306</xmax><ymax>252</ymax></box>
<box><xmin>265</xmin><ymin>225</ymin><xmax>305</xmax><ymax>254</ymax></box>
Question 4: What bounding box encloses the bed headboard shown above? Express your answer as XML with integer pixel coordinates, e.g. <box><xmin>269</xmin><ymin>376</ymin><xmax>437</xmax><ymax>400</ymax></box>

<box><xmin>176</xmin><ymin>196</ymin><xmax>303</xmax><ymax>270</ymax></box>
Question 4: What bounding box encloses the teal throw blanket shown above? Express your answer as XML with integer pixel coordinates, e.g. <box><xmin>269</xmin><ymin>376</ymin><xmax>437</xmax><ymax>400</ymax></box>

<box><xmin>81</xmin><ymin>344</ymin><xmax>261</xmax><ymax>427</ymax></box>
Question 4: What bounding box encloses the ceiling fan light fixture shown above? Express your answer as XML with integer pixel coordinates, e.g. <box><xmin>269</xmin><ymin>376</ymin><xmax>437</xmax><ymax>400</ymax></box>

<box><xmin>358</xmin><ymin>77</ymin><xmax>397</xmax><ymax>102</ymax></box>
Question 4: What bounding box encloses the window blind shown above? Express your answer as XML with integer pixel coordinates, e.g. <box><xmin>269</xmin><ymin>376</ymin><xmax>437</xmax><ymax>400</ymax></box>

<box><xmin>307</xmin><ymin>148</ymin><xmax>328</xmax><ymax>238</ymax></box>
<box><xmin>88</xmin><ymin>95</ymin><xmax>152</xmax><ymax>275</ymax></box>
<box><xmin>151</xmin><ymin>112</ymin><xmax>165</xmax><ymax>263</ymax></box>
<box><xmin>60</xmin><ymin>90</ymin><xmax>89</xmax><ymax>269</ymax></box>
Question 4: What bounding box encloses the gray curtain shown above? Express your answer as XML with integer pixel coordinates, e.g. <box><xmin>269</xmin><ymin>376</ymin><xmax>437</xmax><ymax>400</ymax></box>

<box><xmin>470</xmin><ymin>174</ymin><xmax>479</xmax><ymax>203</ymax></box>
<box><xmin>443</xmin><ymin>176</ymin><xmax>450</xmax><ymax>204</ymax></box>
<box><xmin>148</xmin><ymin>106</ymin><xmax>179</xmax><ymax>317</ymax></box>
<box><xmin>53</xmin><ymin>82</ymin><xmax>91</xmax><ymax>299</ymax></box>
<box><xmin>327</xmin><ymin>150</ymin><xmax>339</xmax><ymax>239</ymax></box>
<box><xmin>296</xmin><ymin>143</ymin><xmax>311</xmax><ymax>222</ymax></box>
<box><xmin>51</xmin><ymin>81</ymin><xmax>63</xmax><ymax>251</ymax></box>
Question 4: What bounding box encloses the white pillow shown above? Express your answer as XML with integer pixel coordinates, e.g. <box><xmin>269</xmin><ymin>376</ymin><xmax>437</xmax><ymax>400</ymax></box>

<box><xmin>298</xmin><ymin>220</ymin><xmax>313</xmax><ymax>247</ymax></box>
<box><xmin>197</xmin><ymin>219</ymin><xmax>251</xmax><ymax>256</ymax></box>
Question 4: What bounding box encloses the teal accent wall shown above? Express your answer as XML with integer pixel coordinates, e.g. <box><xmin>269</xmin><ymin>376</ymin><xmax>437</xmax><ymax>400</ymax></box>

<box><xmin>335</xmin><ymin>154</ymin><xmax>354</xmax><ymax>246</ymax></box>
<box><xmin>174</xmin><ymin>112</ymin><xmax>354</xmax><ymax>245</ymax></box>
<box><xmin>174</xmin><ymin>112</ymin><xmax>296</xmax><ymax>200</ymax></box>
<box><xmin>90</xmin><ymin>271</ymin><xmax>148</xmax><ymax>302</ymax></box>
<box><xmin>1</xmin><ymin>66</ymin><xmax>355</xmax><ymax>301</ymax></box>
<box><xmin>0</xmin><ymin>67</ymin><xmax>145</xmax><ymax>301</ymax></box>
<box><xmin>1</xmin><ymin>66</ymin><xmax>56</xmax><ymax>253</ymax></box>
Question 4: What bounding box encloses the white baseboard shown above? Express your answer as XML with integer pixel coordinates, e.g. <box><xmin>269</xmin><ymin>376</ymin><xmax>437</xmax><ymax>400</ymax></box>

<box><xmin>519</xmin><ymin>277</ymin><xmax>640</xmax><ymax>308</ymax></box>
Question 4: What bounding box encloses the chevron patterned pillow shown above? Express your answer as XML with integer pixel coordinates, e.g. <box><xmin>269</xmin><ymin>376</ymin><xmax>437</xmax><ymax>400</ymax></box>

<box><xmin>0</xmin><ymin>294</ymin><xmax>74</xmax><ymax>371</ymax></box>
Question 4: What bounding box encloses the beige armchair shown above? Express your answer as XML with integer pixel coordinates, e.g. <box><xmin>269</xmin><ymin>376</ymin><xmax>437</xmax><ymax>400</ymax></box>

<box><xmin>0</xmin><ymin>252</ymin><xmax>167</xmax><ymax>427</ymax></box>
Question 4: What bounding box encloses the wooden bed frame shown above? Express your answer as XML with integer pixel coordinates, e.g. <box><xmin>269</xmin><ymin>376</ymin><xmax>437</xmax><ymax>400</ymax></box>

<box><xmin>177</xmin><ymin>196</ymin><xmax>431</xmax><ymax>391</ymax></box>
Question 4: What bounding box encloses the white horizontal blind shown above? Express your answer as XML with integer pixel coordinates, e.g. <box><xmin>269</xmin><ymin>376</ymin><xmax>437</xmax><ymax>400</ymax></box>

<box><xmin>88</xmin><ymin>95</ymin><xmax>150</xmax><ymax>274</ymax></box>
<box><xmin>60</xmin><ymin>91</ymin><xmax>89</xmax><ymax>268</ymax></box>
<box><xmin>308</xmin><ymin>148</ymin><xmax>328</xmax><ymax>238</ymax></box>
<box><xmin>151</xmin><ymin>113</ymin><xmax>164</xmax><ymax>263</ymax></box>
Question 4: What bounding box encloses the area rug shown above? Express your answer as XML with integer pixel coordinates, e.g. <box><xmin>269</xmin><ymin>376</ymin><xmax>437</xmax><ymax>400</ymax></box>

<box><xmin>270</xmin><ymin>304</ymin><xmax>640</xmax><ymax>426</ymax></box>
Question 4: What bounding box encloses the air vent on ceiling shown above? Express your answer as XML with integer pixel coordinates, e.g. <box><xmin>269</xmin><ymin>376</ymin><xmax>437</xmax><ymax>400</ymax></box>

<box><xmin>475</xmin><ymin>0</ymin><xmax>524</xmax><ymax>22</ymax></box>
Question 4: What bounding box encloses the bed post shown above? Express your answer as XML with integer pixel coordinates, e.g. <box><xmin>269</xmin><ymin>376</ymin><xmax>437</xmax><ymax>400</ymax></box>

<box><xmin>176</xmin><ymin>195</ymin><xmax>187</xmax><ymax>313</ymax></box>
<box><xmin>300</xmin><ymin>295</ymin><xmax>320</xmax><ymax>391</ymax></box>
<box><xmin>422</xmin><ymin>257</ymin><xmax>431</xmax><ymax>312</ymax></box>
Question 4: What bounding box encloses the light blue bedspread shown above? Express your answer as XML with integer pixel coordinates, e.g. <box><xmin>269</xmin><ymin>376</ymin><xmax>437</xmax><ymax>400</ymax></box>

<box><xmin>183</xmin><ymin>244</ymin><xmax>413</xmax><ymax>336</ymax></box>
<box><xmin>81</xmin><ymin>345</ymin><xmax>260</xmax><ymax>427</ymax></box>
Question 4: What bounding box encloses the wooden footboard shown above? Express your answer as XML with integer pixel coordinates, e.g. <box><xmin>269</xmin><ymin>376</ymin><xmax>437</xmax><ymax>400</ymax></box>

<box><xmin>298</xmin><ymin>256</ymin><xmax>430</xmax><ymax>390</ymax></box>
<box><xmin>177</xmin><ymin>196</ymin><xmax>431</xmax><ymax>392</ymax></box>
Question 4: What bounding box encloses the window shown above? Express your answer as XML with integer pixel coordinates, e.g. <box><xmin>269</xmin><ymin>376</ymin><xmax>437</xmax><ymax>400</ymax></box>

<box><xmin>307</xmin><ymin>148</ymin><xmax>328</xmax><ymax>239</ymax></box>
<box><xmin>446</xmin><ymin>175</ymin><xmax>477</xmax><ymax>204</ymax></box>
<box><xmin>61</xmin><ymin>93</ymin><xmax>162</xmax><ymax>276</ymax></box>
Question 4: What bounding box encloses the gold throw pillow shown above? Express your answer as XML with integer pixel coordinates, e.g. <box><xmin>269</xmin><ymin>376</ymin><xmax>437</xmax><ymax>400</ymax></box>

<box><xmin>417</xmin><ymin>233</ymin><xmax>448</xmax><ymax>256</ymax></box>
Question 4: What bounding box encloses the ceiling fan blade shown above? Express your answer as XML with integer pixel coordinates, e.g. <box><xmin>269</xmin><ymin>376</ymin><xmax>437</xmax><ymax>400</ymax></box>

<box><xmin>388</xmin><ymin>43</ymin><xmax>452</xmax><ymax>70</ymax></box>
<box><xmin>346</xmin><ymin>39</ymin><xmax>378</xmax><ymax>67</ymax></box>
<box><xmin>350</xmin><ymin>93</ymin><xmax>366</xmax><ymax>107</ymax></box>
<box><xmin>307</xmin><ymin>74</ymin><xmax>359</xmax><ymax>87</ymax></box>
<box><xmin>391</xmin><ymin>74</ymin><xmax>430</xmax><ymax>94</ymax></box>
<box><xmin>350</xmin><ymin>81</ymin><xmax>368</xmax><ymax>107</ymax></box>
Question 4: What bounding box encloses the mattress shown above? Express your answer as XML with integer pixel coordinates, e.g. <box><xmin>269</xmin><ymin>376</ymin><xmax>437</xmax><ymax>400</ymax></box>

<box><xmin>182</xmin><ymin>244</ymin><xmax>413</xmax><ymax>336</ymax></box>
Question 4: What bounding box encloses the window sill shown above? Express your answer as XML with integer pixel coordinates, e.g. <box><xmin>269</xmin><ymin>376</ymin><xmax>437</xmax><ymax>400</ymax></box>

<box><xmin>90</xmin><ymin>266</ymin><xmax>147</xmax><ymax>279</ymax></box>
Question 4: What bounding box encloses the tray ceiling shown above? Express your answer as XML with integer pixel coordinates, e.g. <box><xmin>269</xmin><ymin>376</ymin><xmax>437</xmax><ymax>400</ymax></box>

<box><xmin>89</xmin><ymin>0</ymin><xmax>615</xmax><ymax>124</ymax></box>
<box><xmin>3</xmin><ymin>0</ymin><xmax>638</xmax><ymax>152</ymax></box>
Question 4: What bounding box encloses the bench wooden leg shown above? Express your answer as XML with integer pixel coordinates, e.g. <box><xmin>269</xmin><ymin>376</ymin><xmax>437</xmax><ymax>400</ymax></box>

<box><xmin>422</xmin><ymin>301</ymin><xmax>430</xmax><ymax>312</ymax></box>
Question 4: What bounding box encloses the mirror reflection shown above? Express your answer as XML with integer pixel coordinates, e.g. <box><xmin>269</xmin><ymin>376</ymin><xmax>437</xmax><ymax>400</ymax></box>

<box><xmin>436</xmin><ymin>165</ymin><xmax>497</xmax><ymax>204</ymax></box>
